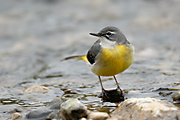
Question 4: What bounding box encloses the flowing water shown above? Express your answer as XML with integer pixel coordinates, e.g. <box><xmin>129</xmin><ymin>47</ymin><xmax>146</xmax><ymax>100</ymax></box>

<box><xmin>0</xmin><ymin>0</ymin><xmax>180</xmax><ymax>119</ymax></box>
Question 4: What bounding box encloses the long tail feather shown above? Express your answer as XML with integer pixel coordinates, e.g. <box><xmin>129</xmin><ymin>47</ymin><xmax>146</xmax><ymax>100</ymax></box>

<box><xmin>62</xmin><ymin>55</ymin><xmax>88</xmax><ymax>62</ymax></box>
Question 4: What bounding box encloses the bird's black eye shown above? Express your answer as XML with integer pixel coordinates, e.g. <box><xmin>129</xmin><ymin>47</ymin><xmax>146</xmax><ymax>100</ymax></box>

<box><xmin>106</xmin><ymin>32</ymin><xmax>112</xmax><ymax>36</ymax></box>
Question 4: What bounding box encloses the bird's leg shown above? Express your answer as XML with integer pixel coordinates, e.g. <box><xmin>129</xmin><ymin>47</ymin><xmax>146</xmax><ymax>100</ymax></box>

<box><xmin>98</xmin><ymin>76</ymin><xmax>105</xmax><ymax>91</ymax></box>
<box><xmin>98</xmin><ymin>76</ymin><xmax>109</xmax><ymax>98</ymax></box>
<box><xmin>113</xmin><ymin>76</ymin><xmax>123</xmax><ymax>95</ymax></box>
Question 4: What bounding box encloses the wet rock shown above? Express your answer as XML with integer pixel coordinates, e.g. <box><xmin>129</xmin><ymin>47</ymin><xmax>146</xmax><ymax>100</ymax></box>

<box><xmin>99</xmin><ymin>89</ymin><xmax>124</xmax><ymax>102</ymax></box>
<box><xmin>45</xmin><ymin>111</ymin><xmax>61</xmax><ymax>120</ymax></box>
<box><xmin>47</xmin><ymin>98</ymin><xmax>64</xmax><ymax>109</ymax></box>
<box><xmin>25</xmin><ymin>108</ymin><xmax>52</xmax><ymax>120</ymax></box>
<box><xmin>159</xmin><ymin>91</ymin><xmax>173</xmax><ymax>97</ymax></box>
<box><xmin>61</xmin><ymin>99</ymin><xmax>87</xmax><ymax>120</ymax></box>
<box><xmin>8</xmin><ymin>108</ymin><xmax>22</xmax><ymax>113</ymax></box>
<box><xmin>155</xmin><ymin>87</ymin><xmax>180</xmax><ymax>91</ymax></box>
<box><xmin>172</xmin><ymin>91</ymin><xmax>180</xmax><ymax>102</ymax></box>
<box><xmin>87</xmin><ymin>112</ymin><xmax>110</xmax><ymax>120</ymax></box>
<box><xmin>10</xmin><ymin>112</ymin><xmax>23</xmax><ymax>120</ymax></box>
<box><xmin>24</xmin><ymin>98</ymin><xmax>64</xmax><ymax>120</ymax></box>
<box><xmin>109</xmin><ymin>98</ymin><xmax>180</xmax><ymax>120</ymax></box>
<box><xmin>23</xmin><ymin>86</ymin><xmax>50</xmax><ymax>93</ymax></box>
<box><xmin>107</xmin><ymin>115</ymin><xmax>126</xmax><ymax>120</ymax></box>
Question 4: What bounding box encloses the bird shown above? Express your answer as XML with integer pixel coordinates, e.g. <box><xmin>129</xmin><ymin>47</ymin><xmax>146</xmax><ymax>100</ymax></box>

<box><xmin>63</xmin><ymin>26</ymin><xmax>134</xmax><ymax>96</ymax></box>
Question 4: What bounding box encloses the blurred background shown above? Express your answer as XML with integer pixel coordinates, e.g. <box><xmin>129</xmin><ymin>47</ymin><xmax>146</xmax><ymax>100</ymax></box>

<box><xmin>0</xmin><ymin>0</ymin><xmax>180</xmax><ymax>118</ymax></box>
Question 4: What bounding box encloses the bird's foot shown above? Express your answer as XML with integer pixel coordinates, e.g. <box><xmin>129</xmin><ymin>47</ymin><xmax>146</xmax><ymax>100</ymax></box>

<box><xmin>99</xmin><ymin>88</ymin><xmax>124</xmax><ymax>102</ymax></box>
<box><xmin>116</xmin><ymin>87</ymin><xmax>124</xmax><ymax>95</ymax></box>
<box><xmin>102</xmin><ymin>89</ymin><xmax>110</xmax><ymax>99</ymax></box>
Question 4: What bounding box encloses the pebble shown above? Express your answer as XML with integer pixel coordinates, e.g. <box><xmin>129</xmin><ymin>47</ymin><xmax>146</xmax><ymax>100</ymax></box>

<box><xmin>23</xmin><ymin>86</ymin><xmax>50</xmax><ymax>93</ymax></box>
<box><xmin>87</xmin><ymin>111</ymin><xmax>110</xmax><ymax>120</ymax></box>
<box><xmin>109</xmin><ymin>98</ymin><xmax>180</xmax><ymax>120</ymax></box>
<box><xmin>25</xmin><ymin>108</ymin><xmax>52</xmax><ymax>119</ymax></box>
<box><xmin>8</xmin><ymin>108</ymin><xmax>22</xmax><ymax>113</ymax></box>
<box><xmin>47</xmin><ymin>98</ymin><xmax>64</xmax><ymax>109</ymax></box>
<box><xmin>107</xmin><ymin>115</ymin><xmax>125</xmax><ymax>120</ymax></box>
<box><xmin>45</xmin><ymin>111</ymin><xmax>61</xmax><ymax>120</ymax></box>
<box><xmin>10</xmin><ymin>112</ymin><xmax>23</xmax><ymax>120</ymax></box>
<box><xmin>24</xmin><ymin>98</ymin><xmax>68</xmax><ymax>120</ymax></box>
<box><xmin>172</xmin><ymin>91</ymin><xmax>180</xmax><ymax>102</ymax></box>
<box><xmin>99</xmin><ymin>89</ymin><xmax>124</xmax><ymax>102</ymax></box>
<box><xmin>61</xmin><ymin>99</ymin><xmax>87</xmax><ymax>120</ymax></box>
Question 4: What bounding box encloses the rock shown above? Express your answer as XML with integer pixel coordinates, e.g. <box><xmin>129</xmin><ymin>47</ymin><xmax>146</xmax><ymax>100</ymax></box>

<box><xmin>25</xmin><ymin>98</ymin><xmax>65</xmax><ymax>120</ymax></box>
<box><xmin>10</xmin><ymin>112</ymin><xmax>23</xmax><ymax>120</ymax></box>
<box><xmin>99</xmin><ymin>89</ymin><xmax>124</xmax><ymax>102</ymax></box>
<box><xmin>47</xmin><ymin>98</ymin><xmax>64</xmax><ymax>109</ymax></box>
<box><xmin>155</xmin><ymin>87</ymin><xmax>180</xmax><ymax>91</ymax></box>
<box><xmin>107</xmin><ymin>115</ymin><xmax>126</xmax><ymax>120</ymax></box>
<box><xmin>61</xmin><ymin>99</ymin><xmax>87</xmax><ymax>120</ymax></box>
<box><xmin>172</xmin><ymin>91</ymin><xmax>180</xmax><ymax>102</ymax></box>
<box><xmin>159</xmin><ymin>91</ymin><xmax>173</xmax><ymax>97</ymax></box>
<box><xmin>25</xmin><ymin>108</ymin><xmax>52</xmax><ymax>119</ymax></box>
<box><xmin>46</xmin><ymin>111</ymin><xmax>61</xmax><ymax>120</ymax></box>
<box><xmin>109</xmin><ymin>98</ymin><xmax>180</xmax><ymax>120</ymax></box>
<box><xmin>87</xmin><ymin>112</ymin><xmax>110</xmax><ymax>120</ymax></box>
<box><xmin>8</xmin><ymin>108</ymin><xmax>22</xmax><ymax>113</ymax></box>
<box><xmin>23</xmin><ymin>86</ymin><xmax>50</xmax><ymax>93</ymax></box>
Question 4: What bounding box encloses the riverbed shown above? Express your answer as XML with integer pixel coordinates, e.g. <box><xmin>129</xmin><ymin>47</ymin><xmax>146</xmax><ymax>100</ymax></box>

<box><xmin>0</xmin><ymin>0</ymin><xmax>180</xmax><ymax>119</ymax></box>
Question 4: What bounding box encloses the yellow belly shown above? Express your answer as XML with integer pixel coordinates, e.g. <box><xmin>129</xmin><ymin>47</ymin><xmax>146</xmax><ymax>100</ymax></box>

<box><xmin>90</xmin><ymin>44</ymin><xmax>134</xmax><ymax>76</ymax></box>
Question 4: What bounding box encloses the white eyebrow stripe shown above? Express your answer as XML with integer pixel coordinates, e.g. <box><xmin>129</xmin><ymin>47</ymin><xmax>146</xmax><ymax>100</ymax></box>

<box><xmin>107</xmin><ymin>31</ymin><xmax>116</xmax><ymax>34</ymax></box>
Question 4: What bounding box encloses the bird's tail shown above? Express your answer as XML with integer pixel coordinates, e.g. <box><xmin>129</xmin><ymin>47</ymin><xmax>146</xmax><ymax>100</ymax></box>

<box><xmin>62</xmin><ymin>55</ymin><xmax>88</xmax><ymax>62</ymax></box>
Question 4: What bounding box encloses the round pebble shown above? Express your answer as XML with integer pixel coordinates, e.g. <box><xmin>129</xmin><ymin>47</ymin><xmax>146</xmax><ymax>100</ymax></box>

<box><xmin>23</xmin><ymin>86</ymin><xmax>50</xmax><ymax>93</ymax></box>
<box><xmin>10</xmin><ymin>112</ymin><xmax>23</xmax><ymax>120</ymax></box>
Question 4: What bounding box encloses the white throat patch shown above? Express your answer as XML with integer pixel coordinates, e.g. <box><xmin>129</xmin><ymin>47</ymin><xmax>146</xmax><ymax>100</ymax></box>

<box><xmin>99</xmin><ymin>37</ymin><xmax>116</xmax><ymax>48</ymax></box>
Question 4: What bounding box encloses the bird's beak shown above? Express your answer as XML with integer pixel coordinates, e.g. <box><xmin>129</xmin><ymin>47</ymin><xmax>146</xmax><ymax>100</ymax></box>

<box><xmin>89</xmin><ymin>33</ymin><xmax>101</xmax><ymax>37</ymax></box>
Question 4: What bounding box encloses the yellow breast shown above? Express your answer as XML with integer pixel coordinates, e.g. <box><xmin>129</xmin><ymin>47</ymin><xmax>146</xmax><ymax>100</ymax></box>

<box><xmin>90</xmin><ymin>44</ymin><xmax>134</xmax><ymax>76</ymax></box>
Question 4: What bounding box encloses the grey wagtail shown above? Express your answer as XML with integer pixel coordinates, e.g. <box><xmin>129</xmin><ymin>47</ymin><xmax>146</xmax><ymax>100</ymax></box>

<box><xmin>64</xmin><ymin>26</ymin><xmax>134</xmax><ymax>96</ymax></box>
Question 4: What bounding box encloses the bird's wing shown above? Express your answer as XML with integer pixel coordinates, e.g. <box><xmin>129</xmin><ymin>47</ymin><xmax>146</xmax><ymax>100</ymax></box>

<box><xmin>87</xmin><ymin>39</ymin><xmax>101</xmax><ymax>64</ymax></box>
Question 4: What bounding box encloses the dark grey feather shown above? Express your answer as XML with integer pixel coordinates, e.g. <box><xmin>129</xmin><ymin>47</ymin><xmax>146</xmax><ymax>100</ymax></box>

<box><xmin>98</xmin><ymin>26</ymin><xmax>130</xmax><ymax>44</ymax></box>
<box><xmin>87</xmin><ymin>40</ymin><xmax>101</xmax><ymax>64</ymax></box>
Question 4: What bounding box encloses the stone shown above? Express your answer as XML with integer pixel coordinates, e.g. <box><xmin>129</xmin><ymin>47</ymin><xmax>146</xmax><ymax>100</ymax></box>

<box><xmin>107</xmin><ymin>115</ymin><xmax>126</xmax><ymax>120</ymax></box>
<box><xmin>87</xmin><ymin>112</ymin><xmax>110</xmax><ymax>120</ymax></box>
<box><xmin>23</xmin><ymin>86</ymin><xmax>50</xmax><ymax>93</ymax></box>
<box><xmin>10</xmin><ymin>112</ymin><xmax>23</xmax><ymax>120</ymax></box>
<box><xmin>25</xmin><ymin>108</ymin><xmax>52</xmax><ymax>119</ymax></box>
<box><xmin>45</xmin><ymin>111</ymin><xmax>61</xmax><ymax>120</ymax></box>
<box><xmin>172</xmin><ymin>91</ymin><xmax>180</xmax><ymax>102</ymax></box>
<box><xmin>61</xmin><ymin>99</ymin><xmax>87</xmax><ymax>120</ymax></box>
<box><xmin>109</xmin><ymin>98</ymin><xmax>180</xmax><ymax>120</ymax></box>
<box><xmin>99</xmin><ymin>89</ymin><xmax>124</xmax><ymax>102</ymax></box>
<box><xmin>8</xmin><ymin>108</ymin><xmax>22</xmax><ymax>113</ymax></box>
<box><xmin>47</xmin><ymin>98</ymin><xmax>64</xmax><ymax>109</ymax></box>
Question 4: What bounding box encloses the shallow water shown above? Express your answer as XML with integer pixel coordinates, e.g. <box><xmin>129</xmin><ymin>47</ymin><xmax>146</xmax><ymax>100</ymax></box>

<box><xmin>0</xmin><ymin>0</ymin><xmax>180</xmax><ymax>119</ymax></box>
